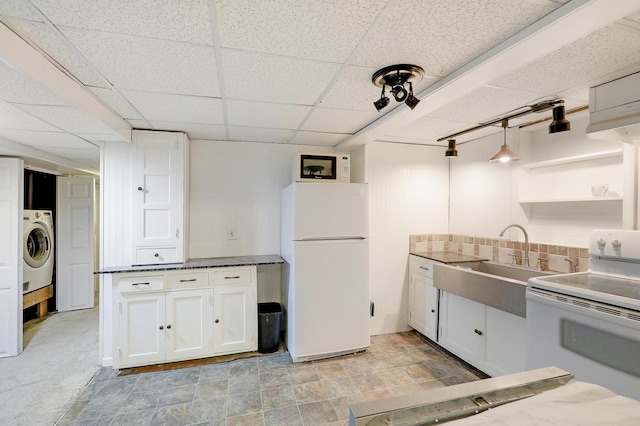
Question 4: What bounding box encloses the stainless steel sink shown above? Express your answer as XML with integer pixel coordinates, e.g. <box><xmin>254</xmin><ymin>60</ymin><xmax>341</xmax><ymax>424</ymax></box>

<box><xmin>433</xmin><ymin>261</ymin><xmax>557</xmax><ymax>318</ymax></box>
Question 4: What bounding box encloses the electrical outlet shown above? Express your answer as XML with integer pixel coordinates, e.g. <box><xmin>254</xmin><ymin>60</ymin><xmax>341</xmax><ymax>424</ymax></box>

<box><xmin>227</xmin><ymin>227</ymin><xmax>237</xmax><ymax>240</ymax></box>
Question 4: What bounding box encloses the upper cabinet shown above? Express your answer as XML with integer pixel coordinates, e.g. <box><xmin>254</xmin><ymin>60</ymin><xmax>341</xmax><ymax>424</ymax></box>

<box><xmin>132</xmin><ymin>130</ymin><xmax>189</xmax><ymax>265</ymax></box>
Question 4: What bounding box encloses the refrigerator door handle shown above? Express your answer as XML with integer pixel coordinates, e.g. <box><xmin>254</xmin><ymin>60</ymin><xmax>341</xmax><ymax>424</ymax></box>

<box><xmin>297</xmin><ymin>237</ymin><xmax>366</xmax><ymax>241</ymax></box>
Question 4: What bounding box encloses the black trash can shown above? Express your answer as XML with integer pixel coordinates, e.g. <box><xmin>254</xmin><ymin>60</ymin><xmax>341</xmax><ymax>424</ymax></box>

<box><xmin>258</xmin><ymin>302</ymin><xmax>282</xmax><ymax>353</ymax></box>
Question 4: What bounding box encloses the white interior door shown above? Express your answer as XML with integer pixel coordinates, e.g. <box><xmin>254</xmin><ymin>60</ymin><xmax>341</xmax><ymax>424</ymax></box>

<box><xmin>57</xmin><ymin>176</ymin><xmax>95</xmax><ymax>311</ymax></box>
<box><xmin>0</xmin><ymin>158</ymin><xmax>23</xmax><ymax>357</ymax></box>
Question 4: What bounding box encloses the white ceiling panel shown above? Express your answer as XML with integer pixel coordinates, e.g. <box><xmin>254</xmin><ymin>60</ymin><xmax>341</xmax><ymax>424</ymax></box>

<box><xmin>0</xmin><ymin>0</ymin><xmax>44</xmax><ymax>21</ymax></box>
<box><xmin>0</xmin><ymin>102</ymin><xmax>59</xmax><ymax>131</ymax></box>
<box><xmin>3</xmin><ymin>19</ymin><xmax>107</xmax><ymax>87</ymax></box>
<box><xmin>383</xmin><ymin>116</ymin><xmax>475</xmax><ymax>142</ymax></box>
<box><xmin>0</xmin><ymin>59</ymin><xmax>67</xmax><ymax>105</ymax></box>
<box><xmin>289</xmin><ymin>131</ymin><xmax>349</xmax><ymax>147</ymax></box>
<box><xmin>222</xmin><ymin>49</ymin><xmax>340</xmax><ymax>104</ymax></box>
<box><xmin>214</xmin><ymin>0</ymin><xmax>387</xmax><ymax>62</ymax></box>
<box><xmin>426</xmin><ymin>86</ymin><xmax>549</xmax><ymax>125</ymax></box>
<box><xmin>226</xmin><ymin>100</ymin><xmax>310</xmax><ymax>129</ymax></box>
<box><xmin>0</xmin><ymin>128</ymin><xmax>96</xmax><ymax>148</ymax></box>
<box><xmin>148</xmin><ymin>121</ymin><xmax>227</xmax><ymax>141</ymax></box>
<box><xmin>37</xmin><ymin>146</ymin><xmax>99</xmax><ymax>164</ymax></box>
<box><xmin>89</xmin><ymin>87</ymin><xmax>143</xmax><ymax>120</ymax></box>
<box><xmin>350</xmin><ymin>0</ymin><xmax>560</xmax><ymax>75</ymax></box>
<box><xmin>228</xmin><ymin>126</ymin><xmax>295</xmax><ymax>144</ymax></box>
<box><xmin>301</xmin><ymin>107</ymin><xmax>379</xmax><ymax>134</ymax></box>
<box><xmin>121</xmin><ymin>91</ymin><xmax>224</xmax><ymax>125</ymax></box>
<box><xmin>491</xmin><ymin>23</ymin><xmax>640</xmax><ymax>99</ymax></box>
<box><xmin>19</xmin><ymin>104</ymin><xmax>120</xmax><ymax>135</ymax></box>
<box><xmin>62</xmin><ymin>28</ymin><xmax>220</xmax><ymax>96</ymax></box>
<box><xmin>31</xmin><ymin>0</ymin><xmax>214</xmax><ymax>45</ymax></box>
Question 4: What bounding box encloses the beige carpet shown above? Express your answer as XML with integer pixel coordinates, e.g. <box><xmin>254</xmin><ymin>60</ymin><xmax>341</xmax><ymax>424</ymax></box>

<box><xmin>0</xmin><ymin>306</ymin><xmax>100</xmax><ymax>426</ymax></box>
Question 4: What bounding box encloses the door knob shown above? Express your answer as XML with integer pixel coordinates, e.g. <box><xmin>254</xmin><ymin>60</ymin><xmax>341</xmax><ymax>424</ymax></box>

<box><xmin>166</xmin><ymin>325</ymin><xmax>171</xmax><ymax>329</ymax></box>
<box><xmin>159</xmin><ymin>326</ymin><xmax>164</xmax><ymax>330</ymax></box>
<box><xmin>154</xmin><ymin>253</ymin><xmax>159</xmax><ymax>257</ymax></box>
<box><xmin>215</xmin><ymin>319</ymin><xmax>220</xmax><ymax>323</ymax></box>
<box><xmin>474</xmin><ymin>329</ymin><xmax>483</xmax><ymax>336</ymax></box>
<box><xmin>137</xmin><ymin>187</ymin><xmax>143</xmax><ymax>191</ymax></box>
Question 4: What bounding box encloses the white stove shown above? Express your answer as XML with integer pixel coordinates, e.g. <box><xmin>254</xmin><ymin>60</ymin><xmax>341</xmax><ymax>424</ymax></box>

<box><xmin>526</xmin><ymin>229</ymin><xmax>640</xmax><ymax>400</ymax></box>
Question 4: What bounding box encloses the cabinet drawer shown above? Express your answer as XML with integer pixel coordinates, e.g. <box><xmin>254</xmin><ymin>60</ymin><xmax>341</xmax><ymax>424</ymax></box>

<box><xmin>167</xmin><ymin>272</ymin><xmax>209</xmax><ymax>289</ymax></box>
<box><xmin>410</xmin><ymin>256</ymin><xmax>434</xmax><ymax>279</ymax></box>
<box><xmin>135</xmin><ymin>247</ymin><xmax>179</xmax><ymax>265</ymax></box>
<box><xmin>210</xmin><ymin>267</ymin><xmax>253</xmax><ymax>285</ymax></box>
<box><xmin>118</xmin><ymin>276</ymin><xmax>164</xmax><ymax>293</ymax></box>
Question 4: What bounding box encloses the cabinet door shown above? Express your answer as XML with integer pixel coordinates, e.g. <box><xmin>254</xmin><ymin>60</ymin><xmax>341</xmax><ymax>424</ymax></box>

<box><xmin>425</xmin><ymin>279</ymin><xmax>438</xmax><ymax>341</ymax></box>
<box><xmin>132</xmin><ymin>131</ymin><xmax>184</xmax><ymax>261</ymax></box>
<box><xmin>165</xmin><ymin>289</ymin><xmax>213</xmax><ymax>361</ymax></box>
<box><xmin>213</xmin><ymin>285</ymin><xmax>257</xmax><ymax>354</ymax></box>
<box><xmin>484</xmin><ymin>306</ymin><xmax>526</xmax><ymax>376</ymax></box>
<box><xmin>118</xmin><ymin>293</ymin><xmax>165</xmax><ymax>367</ymax></box>
<box><xmin>438</xmin><ymin>291</ymin><xmax>485</xmax><ymax>366</ymax></box>
<box><xmin>408</xmin><ymin>273</ymin><xmax>428</xmax><ymax>335</ymax></box>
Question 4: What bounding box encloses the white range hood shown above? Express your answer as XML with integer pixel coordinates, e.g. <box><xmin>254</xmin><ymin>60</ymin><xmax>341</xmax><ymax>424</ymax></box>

<box><xmin>587</xmin><ymin>71</ymin><xmax>640</xmax><ymax>143</ymax></box>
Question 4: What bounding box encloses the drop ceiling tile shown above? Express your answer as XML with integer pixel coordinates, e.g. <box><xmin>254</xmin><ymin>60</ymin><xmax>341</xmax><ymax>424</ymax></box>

<box><xmin>491</xmin><ymin>24</ymin><xmax>640</xmax><ymax>99</ymax></box>
<box><xmin>289</xmin><ymin>131</ymin><xmax>348</xmax><ymax>147</ymax></box>
<box><xmin>31</xmin><ymin>0</ymin><xmax>213</xmax><ymax>44</ymax></box>
<box><xmin>214</xmin><ymin>0</ymin><xmax>387</xmax><ymax>62</ymax></box>
<box><xmin>222</xmin><ymin>49</ymin><xmax>340</xmax><ymax>104</ymax></box>
<box><xmin>0</xmin><ymin>60</ymin><xmax>68</xmax><ymax>105</ymax></box>
<box><xmin>63</xmin><ymin>28</ymin><xmax>220</xmax><ymax>96</ymax></box>
<box><xmin>383</xmin><ymin>116</ymin><xmax>475</xmax><ymax>142</ymax></box>
<box><xmin>75</xmin><ymin>132</ymin><xmax>129</xmax><ymax>143</ymax></box>
<box><xmin>4</xmin><ymin>19</ymin><xmax>107</xmax><ymax>87</ymax></box>
<box><xmin>37</xmin><ymin>146</ymin><xmax>99</xmax><ymax>165</ymax></box>
<box><xmin>0</xmin><ymin>128</ymin><xmax>96</xmax><ymax>148</ymax></box>
<box><xmin>228</xmin><ymin>126</ymin><xmax>295</xmax><ymax>144</ymax></box>
<box><xmin>89</xmin><ymin>87</ymin><xmax>143</xmax><ymax>120</ymax></box>
<box><xmin>121</xmin><ymin>90</ymin><xmax>224</xmax><ymax>125</ymax></box>
<box><xmin>0</xmin><ymin>1</ymin><xmax>43</xmax><ymax>21</ymax></box>
<box><xmin>19</xmin><ymin>104</ymin><xmax>117</xmax><ymax>134</ymax></box>
<box><xmin>148</xmin><ymin>121</ymin><xmax>227</xmax><ymax>141</ymax></box>
<box><xmin>301</xmin><ymin>107</ymin><xmax>386</xmax><ymax>134</ymax></box>
<box><xmin>226</xmin><ymin>100</ymin><xmax>311</xmax><ymax>129</ymax></box>
<box><xmin>350</xmin><ymin>0</ymin><xmax>560</xmax><ymax>76</ymax></box>
<box><xmin>426</xmin><ymin>86</ymin><xmax>547</xmax><ymax>125</ymax></box>
<box><xmin>0</xmin><ymin>102</ymin><xmax>59</xmax><ymax>131</ymax></box>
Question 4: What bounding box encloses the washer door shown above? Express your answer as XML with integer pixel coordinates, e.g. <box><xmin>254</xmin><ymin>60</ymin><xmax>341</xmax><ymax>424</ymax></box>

<box><xmin>24</xmin><ymin>222</ymin><xmax>52</xmax><ymax>268</ymax></box>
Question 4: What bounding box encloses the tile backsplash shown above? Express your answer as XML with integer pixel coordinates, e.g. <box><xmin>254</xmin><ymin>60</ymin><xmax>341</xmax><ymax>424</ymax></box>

<box><xmin>409</xmin><ymin>234</ymin><xmax>589</xmax><ymax>273</ymax></box>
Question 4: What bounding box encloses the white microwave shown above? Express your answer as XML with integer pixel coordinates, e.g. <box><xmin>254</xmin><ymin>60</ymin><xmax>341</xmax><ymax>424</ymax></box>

<box><xmin>294</xmin><ymin>152</ymin><xmax>350</xmax><ymax>183</ymax></box>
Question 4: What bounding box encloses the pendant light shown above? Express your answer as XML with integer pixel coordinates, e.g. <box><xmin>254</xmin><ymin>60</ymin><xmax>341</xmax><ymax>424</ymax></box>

<box><xmin>489</xmin><ymin>119</ymin><xmax>520</xmax><ymax>163</ymax></box>
<box><xmin>445</xmin><ymin>139</ymin><xmax>457</xmax><ymax>157</ymax></box>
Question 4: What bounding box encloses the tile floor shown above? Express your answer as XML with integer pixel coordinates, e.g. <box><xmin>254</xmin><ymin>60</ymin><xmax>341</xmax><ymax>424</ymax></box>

<box><xmin>57</xmin><ymin>332</ymin><xmax>484</xmax><ymax>425</ymax></box>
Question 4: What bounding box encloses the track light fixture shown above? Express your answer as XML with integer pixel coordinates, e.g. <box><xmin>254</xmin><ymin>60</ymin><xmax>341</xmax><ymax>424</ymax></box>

<box><xmin>445</xmin><ymin>139</ymin><xmax>458</xmax><ymax>157</ymax></box>
<box><xmin>489</xmin><ymin>120</ymin><xmax>520</xmax><ymax>163</ymax></box>
<box><xmin>549</xmin><ymin>100</ymin><xmax>570</xmax><ymax>133</ymax></box>
<box><xmin>372</xmin><ymin>64</ymin><xmax>424</xmax><ymax>111</ymax></box>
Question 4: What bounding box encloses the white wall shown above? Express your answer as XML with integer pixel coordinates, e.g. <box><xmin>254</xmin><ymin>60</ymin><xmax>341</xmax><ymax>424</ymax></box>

<box><xmin>449</xmin><ymin>130</ymin><xmax>516</xmax><ymax>237</ymax></box>
<box><xmin>365</xmin><ymin>142</ymin><xmax>449</xmax><ymax>335</ymax></box>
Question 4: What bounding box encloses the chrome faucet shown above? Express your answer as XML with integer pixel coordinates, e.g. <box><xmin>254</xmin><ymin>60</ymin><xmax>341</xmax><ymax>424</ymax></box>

<box><xmin>499</xmin><ymin>224</ymin><xmax>530</xmax><ymax>267</ymax></box>
<box><xmin>564</xmin><ymin>257</ymin><xmax>576</xmax><ymax>273</ymax></box>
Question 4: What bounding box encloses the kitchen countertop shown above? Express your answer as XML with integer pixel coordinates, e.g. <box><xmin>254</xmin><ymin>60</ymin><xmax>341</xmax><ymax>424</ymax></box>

<box><xmin>95</xmin><ymin>254</ymin><xmax>284</xmax><ymax>274</ymax></box>
<box><xmin>410</xmin><ymin>250</ymin><xmax>489</xmax><ymax>264</ymax></box>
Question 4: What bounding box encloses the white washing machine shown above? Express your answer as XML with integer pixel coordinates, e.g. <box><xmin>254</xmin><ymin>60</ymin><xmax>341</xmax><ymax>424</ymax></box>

<box><xmin>23</xmin><ymin>209</ymin><xmax>54</xmax><ymax>294</ymax></box>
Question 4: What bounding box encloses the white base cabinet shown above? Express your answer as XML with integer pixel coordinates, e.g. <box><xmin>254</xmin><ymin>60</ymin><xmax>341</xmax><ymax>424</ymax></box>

<box><xmin>112</xmin><ymin>266</ymin><xmax>257</xmax><ymax>369</ymax></box>
<box><xmin>438</xmin><ymin>291</ymin><xmax>526</xmax><ymax>377</ymax></box>
<box><xmin>408</xmin><ymin>255</ymin><xmax>438</xmax><ymax>341</ymax></box>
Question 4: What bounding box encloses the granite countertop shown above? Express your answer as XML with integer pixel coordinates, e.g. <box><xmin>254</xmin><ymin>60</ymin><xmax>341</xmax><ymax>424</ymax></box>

<box><xmin>95</xmin><ymin>254</ymin><xmax>284</xmax><ymax>274</ymax></box>
<box><xmin>410</xmin><ymin>251</ymin><xmax>489</xmax><ymax>264</ymax></box>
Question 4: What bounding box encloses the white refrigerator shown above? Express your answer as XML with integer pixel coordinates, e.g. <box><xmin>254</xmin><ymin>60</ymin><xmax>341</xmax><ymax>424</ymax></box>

<box><xmin>281</xmin><ymin>182</ymin><xmax>370</xmax><ymax>362</ymax></box>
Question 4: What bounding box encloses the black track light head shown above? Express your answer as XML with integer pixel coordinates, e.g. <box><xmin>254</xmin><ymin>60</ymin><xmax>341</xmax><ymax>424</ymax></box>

<box><xmin>374</xmin><ymin>95</ymin><xmax>390</xmax><ymax>111</ymax></box>
<box><xmin>549</xmin><ymin>103</ymin><xmax>571</xmax><ymax>133</ymax></box>
<box><xmin>445</xmin><ymin>139</ymin><xmax>457</xmax><ymax>157</ymax></box>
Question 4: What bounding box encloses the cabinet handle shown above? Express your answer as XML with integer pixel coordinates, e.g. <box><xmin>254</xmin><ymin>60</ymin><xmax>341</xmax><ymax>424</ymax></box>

<box><xmin>154</xmin><ymin>253</ymin><xmax>159</xmax><ymax>257</ymax></box>
<box><xmin>215</xmin><ymin>319</ymin><xmax>220</xmax><ymax>323</ymax></box>
<box><xmin>132</xmin><ymin>282</ymin><xmax>150</xmax><ymax>286</ymax></box>
<box><xmin>166</xmin><ymin>325</ymin><xmax>171</xmax><ymax>329</ymax></box>
<box><xmin>159</xmin><ymin>326</ymin><xmax>164</xmax><ymax>330</ymax></box>
<box><xmin>179</xmin><ymin>279</ymin><xmax>196</xmax><ymax>282</ymax></box>
<box><xmin>137</xmin><ymin>186</ymin><xmax>143</xmax><ymax>191</ymax></box>
<box><xmin>431</xmin><ymin>309</ymin><xmax>436</xmax><ymax>313</ymax></box>
<box><xmin>419</xmin><ymin>266</ymin><xmax>430</xmax><ymax>270</ymax></box>
<box><xmin>474</xmin><ymin>329</ymin><xmax>484</xmax><ymax>336</ymax></box>
<box><xmin>225</xmin><ymin>276</ymin><xmax>240</xmax><ymax>279</ymax></box>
